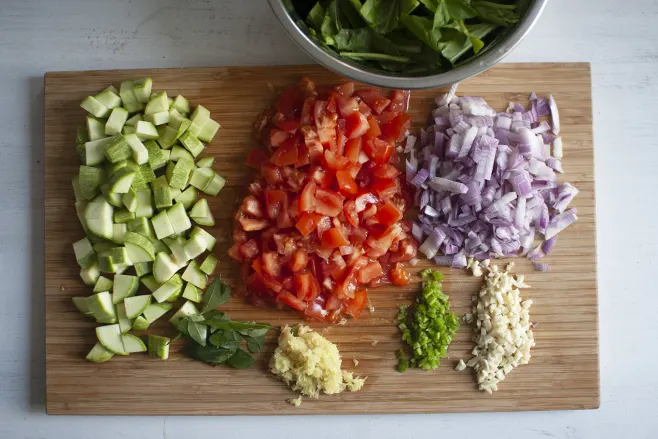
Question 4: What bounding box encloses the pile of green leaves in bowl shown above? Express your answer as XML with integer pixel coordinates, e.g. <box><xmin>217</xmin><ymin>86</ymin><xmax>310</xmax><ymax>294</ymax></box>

<box><xmin>293</xmin><ymin>0</ymin><xmax>529</xmax><ymax>75</ymax></box>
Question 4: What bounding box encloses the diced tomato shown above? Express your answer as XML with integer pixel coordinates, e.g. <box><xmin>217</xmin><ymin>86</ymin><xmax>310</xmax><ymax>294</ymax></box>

<box><xmin>365</xmin><ymin>115</ymin><xmax>381</xmax><ymax>138</ymax></box>
<box><xmin>357</xmin><ymin>88</ymin><xmax>391</xmax><ymax>115</ymax></box>
<box><xmin>261</xmin><ymin>252</ymin><xmax>282</xmax><ymax>278</ymax></box>
<box><xmin>361</xmin><ymin>204</ymin><xmax>377</xmax><ymax>222</ymax></box>
<box><xmin>315</xmin><ymin>188</ymin><xmax>343</xmax><ymax>217</ymax></box>
<box><xmin>295</xmin><ymin>212</ymin><xmax>322</xmax><ymax>237</ymax></box>
<box><xmin>323</xmin><ymin>149</ymin><xmax>350</xmax><ymax>171</ymax></box>
<box><xmin>372</xmin><ymin>177</ymin><xmax>398</xmax><ymax>199</ymax></box>
<box><xmin>372</xmin><ymin>164</ymin><xmax>401</xmax><ymax>179</ymax></box>
<box><xmin>241</xmin><ymin>195</ymin><xmax>264</xmax><ymax>217</ymax></box>
<box><xmin>314</xmin><ymin>101</ymin><xmax>327</xmax><ymax>126</ymax></box>
<box><xmin>294</xmin><ymin>272</ymin><xmax>315</xmax><ymax>300</ymax></box>
<box><xmin>251</xmin><ymin>258</ymin><xmax>262</xmax><ymax>273</ymax></box>
<box><xmin>276</xmin><ymin>118</ymin><xmax>299</xmax><ymax>133</ymax></box>
<box><xmin>262</xmin><ymin>163</ymin><xmax>283</xmax><ymax>185</ymax></box>
<box><xmin>366</xmin><ymin>224</ymin><xmax>402</xmax><ymax>251</ymax></box>
<box><xmin>295</xmin><ymin>140</ymin><xmax>310</xmax><ymax>168</ymax></box>
<box><xmin>321</xmin><ymin>227</ymin><xmax>350</xmax><ymax>248</ymax></box>
<box><xmin>336</xmin><ymin>96</ymin><xmax>359</xmax><ymax>117</ymax></box>
<box><xmin>309</xmin><ymin>166</ymin><xmax>332</xmax><ymax>188</ymax></box>
<box><xmin>355</xmin><ymin>192</ymin><xmax>378</xmax><ymax>212</ymax></box>
<box><xmin>390</xmin><ymin>263</ymin><xmax>411</xmax><ymax>286</ymax></box>
<box><xmin>326</xmin><ymin>91</ymin><xmax>340</xmax><ymax>113</ymax></box>
<box><xmin>316</xmin><ymin>215</ymin><xmax>332</xmax><ymax>239</ymax></box>
<box><xmin>364</xmin><ymin>138</ymin><xmax>394</xmax><ymax>165</ymax></box>
<box><xmin>289</xmin><ymin>250</ymin><xmax>309</xmax><ymax>272</ymax></box>
<box><xmin>240</xmin><ymin>239</ymin><xmax>260</xmax><ymax>260</ymax></box>
<box><xmin>276</xmin><ymin>86</ymin><xmax>304</xmax><ymax>118</ymax></box>
<box><xmin>336</xmin><ymin>169</ymin><xmax>358</xmax><ymax>196</ymax></box>
<box><xmin>270</xmin><ymin>128</ymin><xmax>290</xmax><ymax>147</ymax></box>
<box><xmin>278</xmin><ymin>290</ymin><xmax>307</xmax><ymax>312</ymax></box>
<box><xmin>343</xmin><ymin>200</ymin><xmax>359</xmax><ymax>228</ymax></box>
<box><xmin>248</xmin><ymin>179</ymin><xmax>265</xmax><ymax>197</ymax></box>
<box><xmin>334</xmin><ymin>256</ymin><xmax>369</xmax><ymax>299</ymax></box>
<box><xmin>239</xmin><ymin>217</ymin><xmax>269</xmax><ymax>231</ymax></box>
<box><xmin>245</xmin><ymin>148</ymin><xmax>269</xmax><ymax>168</ymax></box>
<box><xmin>381</xmin><ymin>112</ymin><xmax>411</xmax><ymax>142</ymax></box>
<box><xmin>265</xmin><ymin>189</ymin><xmax>286</xmax><ymax>219</ymax></box>
<box><xmin>270</xmin><ymin>138</ymin><xmax>298</xmax><ymax>167</ymax></box>
<box><xmin>343</xmin><ymin>289</ymin><xmax>368</xmax><ymax>319</ymax></box>
<box><xmin>344</xmin><ymin>112</ymin><xmax>369</xmax><ymax>139</ymax></box>
<box><xmin>357</xmin><ymin>261</ymin><xmax>384</xmax><ymax>283</ymax></box>
<box><xmin>389</xmin><ymin>90</ymin><xmax>410</xmax><ymax>113</ymax></box>
<box><xmin>334</xmin><ymin>130</ymin><xmax>347</xmax><ymax>156</ymax></box>
<box><xmin>390</xmin><ymin>238</ymin><xmax>418</xmax><ymax>263</ymax></box>
<box><xmin>300</xmin><ymin>98</ymin><xmax>316</xmax><ymax>125</ymax></box>
<box><xmin>335</xmin><ymin>82</ymin><xmax>355</xmax><ymax>97</ymax></box>
<box><xmin>233</xmin><ymin>228</ymin><xmax>248</xmax><ymax>245</ymax></box>
<box><xmin>358</xmin><ymin>100</ymin><xmax>372</xmax><ymax>117</ymax></box>
<box><xmin>299</xmin><ymin>76</ymin><xmax>317</xmax><ymax>97</ymax></box>
<box><xmin>228</xmin><ymin>243</ymin><xmax>243</xmax><ymax>261</ymax></box>
<box><xmin>299</xmin><ymin>181</ymin><xmax>317</xmax><ymax>212</ymax></box>
<box><xmin>345</xmin><ymin>137</ymin><xmax>362</xmax><ymax>164</ymax></box>
<box><xmin>348</xmin><ymin>163</ymin><xmax>362</xmax><ymax>179</ymax></box>
<box><xmin>375</xmin><ymin>200</ymin><xmax>403</xmax><ymax>225</ymax></box>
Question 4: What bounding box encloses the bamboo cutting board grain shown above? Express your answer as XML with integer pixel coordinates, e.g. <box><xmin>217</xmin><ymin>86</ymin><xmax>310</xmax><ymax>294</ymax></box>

<box><xmin>44</xmin><ymin>63</ymin><xmax>599</xmax><ymax>415</ymax></box>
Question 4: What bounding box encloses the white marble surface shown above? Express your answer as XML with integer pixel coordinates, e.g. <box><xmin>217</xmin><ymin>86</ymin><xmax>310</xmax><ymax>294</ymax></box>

<box><xmin>1</xmin><ymin>0</ymin><xmax>657</xmax><ymax>437</ymax></box>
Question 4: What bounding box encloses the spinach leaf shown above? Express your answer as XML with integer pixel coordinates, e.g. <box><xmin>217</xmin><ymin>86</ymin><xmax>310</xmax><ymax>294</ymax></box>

<box><xmin>187</xmin><ymin>344</ymin><xmax>235</xmax><ymax>365</ymax></box>
<box><xmin>360</xmin><ymin>0</ymin><xmax>400</xmax><ymax>35</ymax></box>
<box><xmin>203</xmin><ymin>319</ymin><xmax>271</xmax><ymax>332</ymax></box>
<box><xmin>209</xmin><ymin>330</ymin><xmax>241</xmax><ymax>350</ymax></box>
<box><xmin>186</xmin><ymin>319</ymin><xmax>208</xmax><ymax>347</ymax></box>
<box><xmin>457</xmin><ymin>19</ymin><xmax>484</xmax><ymax>54</ymax></box>
<box><xmin>307</xmin><ymin>2</ymin><xmax>326</xmax><ymax>30</ymax></box>
<box><xmin>440</xmin><ymin>22</ymin><xmax>496</xmax><ymax>64</ymax></box>
<box><xmin>341</xmin><ymin>52</ymin><xmax>410</xmax><ymax>63</ymax></box>
<box><xmin>200</xmin><ymin>278</ymin><xmax>231</xmax><ymax>314</ymax></box>
<box><xmin>320</xmin><ymin>6</ymin><xmax>339</xmax><ymax>45</ymax></box>
<box><xmin>420</xmin><ymin>0</ymin><xmax>439</xmax><ymax>12</ymax></box>
<box><xmin>472</xmin><ymin>0</ymin><xmax>519</xmax><ymax>27</ymax></box>
<box><xmin>340</xmin><ymin>0</ymin><xmax>367</xmax><ymax>28</ymax></box>
<box><xmin>443</xmin><ymin>0</ymin><xmax>477</xmax><ymax>20</ymax></box>
<box><xmin>244</xmin><ymin>334</ymin><xmax>265</xmax><ymax>353</ymax></box>
<box><xmin>401</xmin><ymin>0</ymin><xmax>420</xmax><ymax>14</ymax></box>
<box><xmin>335</xmin><ymin>28</ymin><xmax>373</xmax><ymax>52</ymax></box>
<box><xmin>400</xmin><ymin>14</ymin><xmax>442</xmax><ymax>52</ymax></box>
<box><xmin>226</xmin><ymin>348</ymin><xmax>256</xmax><ymax>369</ymax></box>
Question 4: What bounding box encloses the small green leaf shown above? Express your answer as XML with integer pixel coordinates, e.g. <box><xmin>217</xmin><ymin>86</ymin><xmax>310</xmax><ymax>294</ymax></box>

<box><xmin>226</xmin><ymin>348</ymin><xmax>255</xmax><ymax>369</ymax></box>
<box><xmin>203</xmin><ymin>320</ymin><xmax>271</xmax><ymax>332</ymax></box>
<box><xmin>209</xmin><ymin>330</ymin><xmax>241</xmax><ymax>350</ymax></box>
<box><xmin>186</xmin><ymin>320</ymin><xmax>208</xmax><ymax>347</ymax></box>
<box><xmin>360</xmin><ymin>0</ymin><xmax>400</xmax><ymax>35</ymax></box>
<box><xmin>200</xmin><ymin>278</ymin><xmax>231</xmax><ymax>314</ymax></box>
<box><xmin>306</xmin><ymin>2</ymin><xmax>326</xmax><ymax>30</ymax></box>
<box><xmin>168</xmin><ymin>332</ymin><xmax>183</xmax><ymax>345</ymax></box>
<box><xmin>187</xmin><ymin>344</ymin><xmax>235</xmax><ymax>364</ymax></box>
<box><xmin>244</xmin><ymin>334</ymin><xmax>265</xmax><ymax>353</ymax></box>
<box><xmin>202</xmin><ymin>309</ymin><xmax>230</xmax><ymax>322</ymax></box>
<box><xmin>238</xmin><ymin>327</ymin><xmax>271</xmax><ymax>338</ymax></box>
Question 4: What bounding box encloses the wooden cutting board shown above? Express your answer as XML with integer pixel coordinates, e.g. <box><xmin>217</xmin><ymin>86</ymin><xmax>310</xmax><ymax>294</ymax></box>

<box><xmin>44</xmin><ymin>63</ymin><xmax>598</xmax><ymax>415</ymax></box>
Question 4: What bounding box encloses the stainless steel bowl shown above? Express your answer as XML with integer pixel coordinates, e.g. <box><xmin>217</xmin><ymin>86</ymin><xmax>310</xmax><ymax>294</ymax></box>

<box><xmin>268</xmin><ymin>0</ymin><xmax>547</xmax><ymax>89</ymax></box>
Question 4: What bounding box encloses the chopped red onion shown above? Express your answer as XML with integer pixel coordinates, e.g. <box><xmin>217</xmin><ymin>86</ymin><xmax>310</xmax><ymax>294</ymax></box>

<box><xmin>407</xmin><ymin>90</ymin><xmax>578</xmax><ymax>266</ymax></box>
<box><xmin>532</xmin><ymin>262</ymin><xmax>550</xmax><ymax>272</ymax></box>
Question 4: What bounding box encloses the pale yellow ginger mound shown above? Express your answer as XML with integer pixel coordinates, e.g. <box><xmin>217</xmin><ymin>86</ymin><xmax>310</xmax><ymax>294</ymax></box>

<box><xmin>270</xmin><ymin>325</ymin><xmax>366</xmax><ymax>399</ymax></box>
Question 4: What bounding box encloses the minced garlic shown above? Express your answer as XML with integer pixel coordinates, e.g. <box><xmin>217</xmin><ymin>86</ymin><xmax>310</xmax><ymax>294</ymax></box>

<box><xmin>270</xmin><ymin>325</ymin><xmax>366</xmax><ymax>398</ymax></box>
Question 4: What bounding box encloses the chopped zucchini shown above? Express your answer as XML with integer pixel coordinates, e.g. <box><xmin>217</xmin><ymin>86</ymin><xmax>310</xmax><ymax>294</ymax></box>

<box><xmin>122</xmin><ymin>333</ymin><xmax>147</xmax><ymax>353</ymax></box>
<box><xmin>147</xmin><ymin>334</ymin><xmax>170</xmax><ymax>360</ymax></box>
<box><xmin>153</xmin><ymin>252</ymin><xmax>179</xmax><ymax>283</ymax></box>
<box><xmin>135</xmin><ymin>121</ymin><xmax>159</xmax><ymax>140</ymax></box>
<box><xmin>197</xmin><ymin>119</ymin><xmax>220</xmax><ymax>143</ymax></box>
<box><xmin>182</xmin><ymin>282</ymin><xmax>201</xmax><ymax>303</ymax></box>
<box><xmin>124</xmin><ymin>294</ymin><xmax>152</xmax><ymax>319</ymax></box>
<box><xmin>181</xmin><ymin>261</ymin><xmax>207</xmax><ymax>289</ymax></box>
<box><xmin>112</xmin><ymin>274</ymin><xmax>139</xmax><ymax>304</ymax></box>
<box><xmin>86</xmin><ymin>116</ymin><xmax>106</xmax><ymax>141</ymax></box>
<box><xmin>93</xmin><ymin>275</ymin><xmax>113</xmax><ymax>293</ymax></box>
<box><xmin>96</xmin><ymin>324</ymin><xmax>127</xmax><ymax>355</ymax></box>
<box><xmin>174</xmin><ymin>186</ymin><xmax>197</xmax><ymax>209</ymax></box>
<box><xmin>81</xmin><ymin>96</ymin><xmax>110</xmax><ymax>118</ymax></box>
<box><xmin>73</xmin><ymin>237</ymin><xmax>95</xmax><ymax>268</ymax></box>
<box><xmin>167</xmin><ymin>202</ymin><xmax>192</xmax><ymax>234</ymax></box>
<box><xmin>169</xmin><ymin>300</ymin><xmax>199</xmax><ymax>331</ymax></box>
<box><xmin>199</xmin><ymin>253</ymin><xmax>218</xmax><ymax>275</ymax></box>
<box><xmin>86</xmin><ymin>342</ymin><xmax>114</xmax><ymax>363</ymax></box>
<box><xmin>195</xmin><ymin>157</ymin><xmax>214</xmax><ymax>168</ymax></box>
<box><xmin>142</xmin><ymin>302</ymin><xmax>172</xmax><ymax>324</ymax></box>
<box><xmin>152</xmin><ymin>273</ymin><xmax>183</xmax><ymax>303</ymax></box>
<box><xmin>189</xmin><ymin>198</ymin><xmax>215</xmax><ymax>226</ymax></box>
<box><xmin>105</xmin><ymin>107</ymin><xmax>129</xmax><ymax>136</ymax></box>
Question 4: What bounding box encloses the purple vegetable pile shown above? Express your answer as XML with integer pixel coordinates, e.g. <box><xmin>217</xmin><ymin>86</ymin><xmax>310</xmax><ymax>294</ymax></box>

<box><xmin>406</xmin><ymin>88</ymin><xmax>579</xmax><ymax>271</ymax></box>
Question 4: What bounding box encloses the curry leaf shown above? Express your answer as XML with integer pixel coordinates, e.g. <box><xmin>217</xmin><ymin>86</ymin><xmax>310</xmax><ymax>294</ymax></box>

<box><xmin>237</xmin><ymin>327</ymin><xmax>270</xmax><ymax>338</ymax></box>
<box><xmin>244</xmin><ymin>334</ymin><xmax>265</xmax><ymax>353</ymax></box>
<box><xmin>186</xmin><ymin>320</ymin><xmax>208</xmax><ymax>347</ymax></box>
<box><xmin>187</xmin><ymin>344</ymin><xmax>236</xmax><ymax>365</ymax></box>
<box><xmin>209</xmin><ymin>330</ymin><xmax>241</xmax><ymax>350</ymax></box>
<box><xmin>226</xmin><ymin>348</ymin><xmax>256</xmax><ymax>369</ymax></box>
<box><xmin>200</xmin><ymin>278</ymin><xmax>231</xmax><ymax>314</ymax></box>
<box><xmin>203</xmin><ymin>320</ymin><xmax>271</xmax><ymax>332</ymax></box>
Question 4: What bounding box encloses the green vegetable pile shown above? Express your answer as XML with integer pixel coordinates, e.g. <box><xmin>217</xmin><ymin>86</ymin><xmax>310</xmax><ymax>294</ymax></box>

<box><xmin>396</xmin><ymin>269</ymin><xmax>459</xmax><ymax>371</ymax></box>
<box><xmin>295</xmin><ymin>0</ymin><xmax>528</xmax><ymax>74</ymax></box>
<box><xmin>173</xmin><ymin>278</ymin><xmax>272</xmax><ymax>369</ymax></box>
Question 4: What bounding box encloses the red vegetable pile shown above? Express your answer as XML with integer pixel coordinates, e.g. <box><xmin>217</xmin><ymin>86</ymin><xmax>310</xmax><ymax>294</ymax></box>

<box><xmin>229</xmin><ymin>78</ymin><xmax>416</xmax><ymax>322</ymax></box>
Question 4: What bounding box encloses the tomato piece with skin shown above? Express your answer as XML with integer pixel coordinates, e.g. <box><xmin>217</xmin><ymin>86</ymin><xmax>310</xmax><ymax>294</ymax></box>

<box><xmin>366</xmin><ymin>223</ymin><xmax>402</xmax><ymax>251</ymax></box>
<box><xmin>289</xmin><ymin>250</ymin><xmax>309</xmax><ymax>272</ymax></box>
<box><xmin>316</xmin><ymin>215</ymin><xmax>332</xmax><ymax>239</ymax></box>
<box><xmin>300</xmin><ymin>98</ymin><xmax>316</xmax><ymax>125</ymax></box>
<box><xmin>390</xmin><ymin>262</ymin><xmax>411</xmax><ymax>286</ymax></box>
<box><xmin>364</xmin><ymin>138</ymin><xmax>394</xmax><ymax>165</ymax></box>
<box><xmin>240</xmin><ymin>239</ymin><xmax>260</xmax><ymax>260</ymax></box>
<box><xmin>276</xmin><ymin>118</ymin><xmax>299</xmax><ymax>133</ymax></box>
<box><xmin>309</xmin><ymin>166</ymin><xmax>332</xmax><ymax>188</ymax></box>
<box><xmin>228</xmin><ymin>243</ymin><xmax>243</xmax><ymax>262</ymax></box>
<box><xmin>314</xmin><ymin>188</ymin><xmax>344</xmax><ymax>217</ymax></box>
<box><xmin>278</xmin><ymin>290</ymin><xmax>307</xmax><ymax>312</ymax></box>
<box><xmin>334</xmin><ymin>130</ymin><xmax>347</xmax><ymax>156</ymax></box>
<box><xmin>381</xmin><ymin>112</ymin><xmax>411</xmax><ymax>143</ymax></box>
<box><xmin>261</xmin><ymin>163</ymin><xmax>283</xmax><ymax>185</ymax></box>
<box><xmin>239</xmin><ymin>217</ymin><xmax>269</xmax><ymax>232</ymax></box>
<box><xmin>355</xmin><ymin>192</ymin><xmax>378</xmax><ymax>212</ymax></box>
<box><xmin>241</xmin><ymin>195</ymin><xmax>264</xmax><ymax>218</ymax></box>
<box><xmin>233</xmin><ymin>228</ymin><xmax>247</xmax><ymax>245</ymax></box>
<box><xmin>358</xmin><ymin>100</ymin><xmax>372</xmax><ymax>117</ymax></box>
<box><xmin>336</xmin><ymin>96</ymin><xmax>359</xmax><ymax>117</ymax></box>
<box><xmin>348</xmin><ymin>163</ymin><xmax>362</xmax><ymax>179</ymax></box>
<box><xmin>365</xmin><ymin>115</ymin><xmax>381</xmax><ymax>139</ymax></box>
<box><xmin>345</xmin><ymin>137</ymin><xmax>361</xmax><ymax>164</ymax></box>
<box><xmin>390</xmin><ymin>238</ymin><xmax>418</xmax><ymax>262</ymax></box>
<box><xmin>321</xmin><ymin>227</ymin><xmax>350</xmax><ymax>248</ymax></box>
<box><xmin>375</xmin><ymin>200</ymin><xmax>403</xmax><ymax>225</ymax></box>
<box><xmin>299</xmin><ymin>76</ymin><xmax>317</xmax><ymax>97</ymax></box>
<box><xmin>323</xmin><ymin>149</ymin><xmax>350</xmax><ymax>171</ymax></box>
<box><xmin>334</xmin><ymin>256</ymin><xmax>369</xmax><ymax>299</ymax></box>
<box><xmin>388</xmin><ymin>90</ymin><xmax>410</xmax><ymax>113</ymax></box>
<box><xmin>343</xmin><ymin>199</ymin><xmax>359</xmax><ymax>228</ymax></box>
<box><xmin>261</xmin><ymin>252</ymin><xmax>282</xmax><ymax>278</ymax></box>
<box><xmin>265</xmin><ymin>189</ymin><xmax>287</xmax><ymax>220</ymax></box>
<box><xmin>276</xmin><ymin>86</ymin><xmax>304</xmax><ymax>118</ymax></box>
<box><xmin>245</xmin><ymin>148</ymin><xmax>269</xmax><ymax>169</ymax></box>
<box><xmin>270</xmin><ymin>137</ymin><xmax>299</xmax><ymax>167</ymax></box>
<box><xmin>344</xmin><ymin>111</ymin><xmax>369</xmax><ymax>140</ymax></box>
<box><xmin>372</xmin><ymin>164</ymin><xmax>401</xmax><ymax>179</ymax></box>
<box><xmin>299</xmin><ymin>181</ymin><xmax>317</xmax><ymax>212</ymax></box>
<box><xmin>294</xmin><ymin>272</ymin><xmax>315</xmax><ymax>300</ymax></box>
<box><xmin>357</xmin><ymin>261</ymin><xmax>384</xmax><ymax>283</ymax></box>
<box><xmin>295</xmin><ymin>212</ymin><xmax>322</xmax><ymax>237</ymax></box>
<box><xmin>295</xmin><ymin>140</ymin><xmax>310</xmax><ymax>168</ymax></box>
<box><xmin>335</xmin><ymin>169</ymin><xmax>358</xmax><ymax>196</ymax></box>
<box><xmin>343</xmin><ymin>289</ymin><xmax>368</xmax><ymax>319</ymax></box>
<box><xmin>335</xmin><ymin>82</ymin><xmax>355</xmax><ymax>97</ymax></box>
<box><xmin>269</xmin><ymin>128</ymin><xmax>289</xmax><ymax>147</ymax></box>
<box><xmin>372</xmin><ymin>177</ymin><xmax>399</xmax><ymax>199</ymax></box>
<box><xmin>357</xmin><ymin>88</ymin><xmax>391</xmax><ymax>115</ymax></box>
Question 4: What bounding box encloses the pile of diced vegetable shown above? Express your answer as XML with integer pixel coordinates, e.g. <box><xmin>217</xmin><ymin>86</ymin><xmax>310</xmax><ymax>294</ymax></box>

<box><xmin>71</xmin><ymin>78</ymin><xmax>225</xmax><ymax>362</ymax></box>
